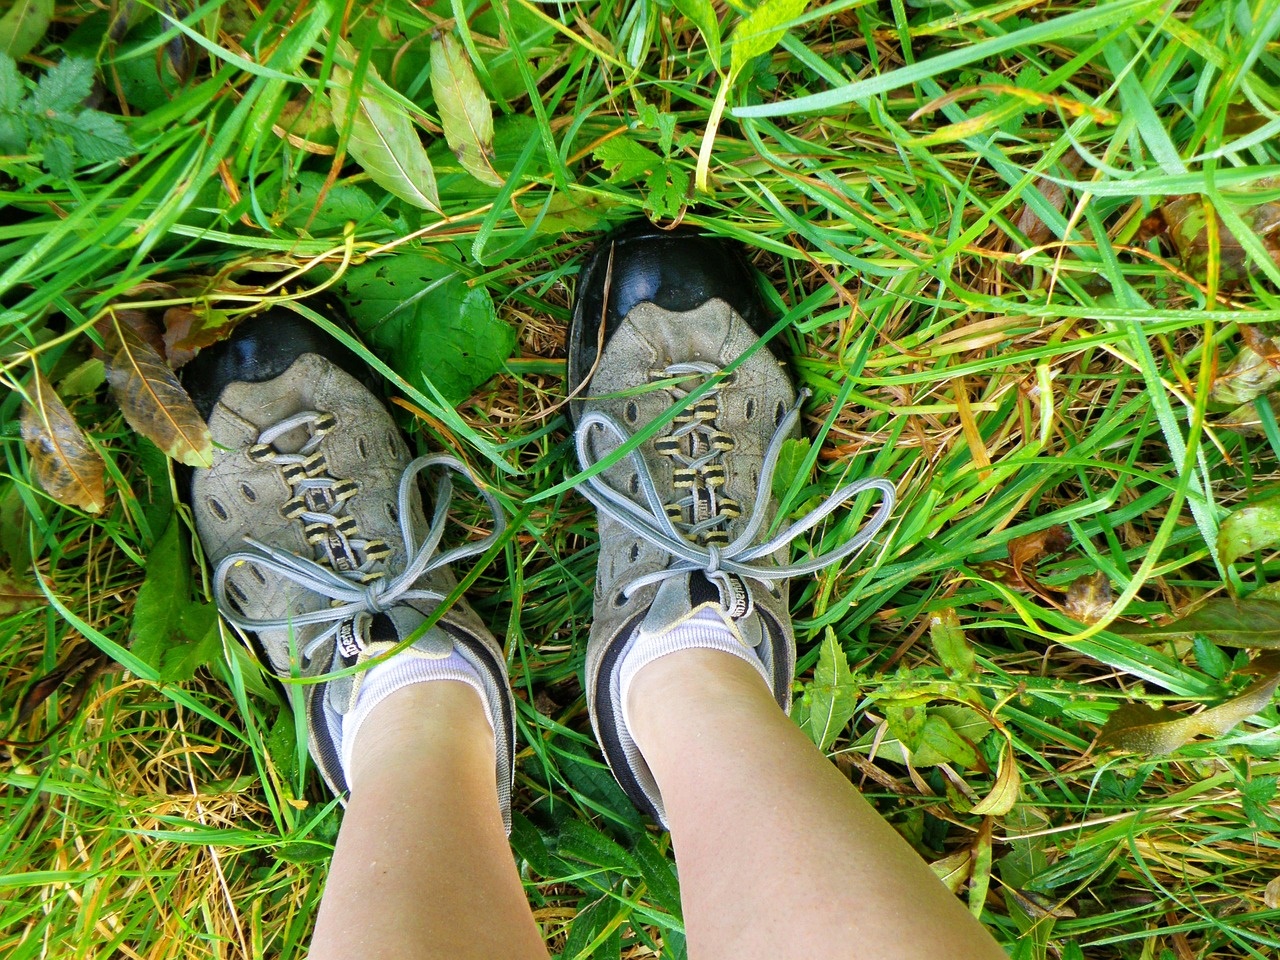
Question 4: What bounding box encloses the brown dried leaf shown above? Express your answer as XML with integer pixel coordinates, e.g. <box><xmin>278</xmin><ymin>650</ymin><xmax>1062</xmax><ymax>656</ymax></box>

<box><xmin>19</xmin><ymin>369</ymin><xmax>107</xmax><ymax>513</ymax></box>
<box><xmin>1147</xmin><ymin>183</ymin><xmax>1280</xmax><ymax>288</ymax></box>
<box><xmin>104</xmin><ymin>313</ymin><xmax>213</xmax><ymax>467</ymax></box>
<box><xmin>1098</xmin><ymin>653</ymin><xmax>1280</xmax><ymax>754</ymax></box>
<box><xmin>1065</xmin><ymin>572</ymin><xmax>1112</xmax><ymax>625</ymax></box>
<box><xmin>1006</xmin><ymin>525</ymin><xmax>1071</xmax><ymax>600</ymax></box>
<box><xmin>1013</xmin><ymin>152</ymin><xmax>1084</xmax><ymax>250</ymax></box>
<box><xmin>161</xmin><ymin>305</ymin><xmax>240</xmax><ymax>369</ymax></box>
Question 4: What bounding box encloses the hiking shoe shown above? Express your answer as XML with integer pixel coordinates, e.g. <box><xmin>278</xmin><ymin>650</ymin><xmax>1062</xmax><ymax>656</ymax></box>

<box><xmin>567</xmin><ymin>222</ymin><xmax>895</xmax><ymax>825</ymax></box>
<box><xmin>184</xmin><ymin>308</ymin><xmax>515</xmax><ymax>827</ymax></box>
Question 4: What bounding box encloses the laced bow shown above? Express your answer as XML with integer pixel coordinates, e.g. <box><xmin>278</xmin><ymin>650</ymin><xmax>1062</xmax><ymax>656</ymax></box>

<box><xmin>214</xmin><ymin>453</ymin><xmax>505</xmax><ymax>661</ymax></box>
<box><xmin>575</xmin><ymin>388</ymin><xmax>895</xmax><ymax>618</ymax></box>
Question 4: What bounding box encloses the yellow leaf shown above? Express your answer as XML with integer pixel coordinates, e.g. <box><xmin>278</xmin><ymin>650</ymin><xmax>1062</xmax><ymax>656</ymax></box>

<box><xmin>20</xmin><ymin>368</ymin><xmax>107</xmax><ymax>512</ymax></box>
<box><xmin>970</xmin><ymin>741</ymin><xmax>1021</xmax><ymax>816</ymax></box>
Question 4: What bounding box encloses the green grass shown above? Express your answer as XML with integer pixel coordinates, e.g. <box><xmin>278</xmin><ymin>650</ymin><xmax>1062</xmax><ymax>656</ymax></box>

<box><xmin>4</xmin><ymin>1</ymin><xmax>1280</xmax><ymax>957</ymax></box>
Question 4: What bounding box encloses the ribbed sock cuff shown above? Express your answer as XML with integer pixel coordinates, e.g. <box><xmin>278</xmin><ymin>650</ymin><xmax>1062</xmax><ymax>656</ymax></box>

<box><xmin>339</xmin><ymin>635</ymin><xmax>489</xmax><ymax>784</ymax></box>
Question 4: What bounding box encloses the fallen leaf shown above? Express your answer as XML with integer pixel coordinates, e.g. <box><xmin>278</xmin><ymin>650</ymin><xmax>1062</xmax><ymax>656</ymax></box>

<box><xmin>1065</xmin><ymin>572</ymin><xmax>1112</xmax><ymax>624</ymax></box>
<box><xmin>161</xmin><ymin>304</ymin><xmax>240</xmax><ymax>369</ymax></box>
<box><xmin>1006</xmin><ymin>524</ymin><xmax>1071</xmax><ymax>600</ymax></box>
<box><xmin>330</xmin><ymin>39</ymin><xmax>439</xmax><ymax>212</ymax></box>
<box><xmin>1266</xmin><ymin>876</ymin><xmax>1280</xmax><ymax>910</ymax></box>
<box><xmin>16</xmin><ymin>646</ymin><xmax>105</xmax><ymax>724</ymax></box>
<box><xmin>1143</xmin><ymin>182</ymin><xmax>1280</xmax><ymax>287</ymax></box>
<box><xmin>20</xmin><ymin>369</ymin><xmax>108</xmax><ymax>513</ymax></box>
<box><xmin>1098</xmin><ymin>653</ymin><xmax>1280</xmax><ymax>754</ymax></box>
<box><xmin>429</xmin><ymin>31</ymin><xmax>501</xmax><ymax>186</ymax></box>
<box><xmin>1212</xmin><ymin>330</ymin><xmax>1280</xmax><ymax>406</ymax></box>
<box><xmin>1013</xmin><ymin>152</ymin><xmax>1084</xmax><ymax>250</ymax></box>
<box><xmin>0</xmin><ymin>568</ymin><xmax>43</xmax><ymax>617</ymax></box>
<box><xmin>1114</xmin><ymin>598</ymin><xmax>1280</xmax><ymax>647</ymax></box>
<box><xmin>104</xmin><ymin>312</ymin><xmax>213</xmax><ymax>467</ymax></box>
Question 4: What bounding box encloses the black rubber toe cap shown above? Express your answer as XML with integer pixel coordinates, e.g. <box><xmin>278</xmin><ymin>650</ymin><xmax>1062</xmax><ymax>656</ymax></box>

<box><xmin>181</xmin><ymin>307</ymin><xmax>374</xmax><ymax>421</ymax></box>
<box><xmin>566</xmin><ymin>221</ymin><xmax>777</xmax><ymax>403</ymax></box>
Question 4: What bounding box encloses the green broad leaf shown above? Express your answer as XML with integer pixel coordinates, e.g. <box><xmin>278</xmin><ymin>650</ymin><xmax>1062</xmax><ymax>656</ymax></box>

<box><xmin>1114</xmin><ymin>598</ymin><xmax>1280</xmax><ymax>647</ymax></box>
<box><xmin>1193</xmin><ymin>635</ymin><xmax>1232</xmax><ymax>680</ymax></box>
<box><xmin>643</xmin><ymin>163</ymin><xmax>689</xmax><ymax>220</ymax></box>
<box><xmin>1098</xmin><ymin>654</ymin><xmax>1280</xmax><ymax>755</ymax></box>
<box><xmin>1240</xmin><ymin>775</ymin><xmax>1280</xmax><ymax>830</ymax></box>
<box><xmin>629</xmin><ymin>832</ymin><xmax>681</xmax><ymax>917</ymax></box>
<box><xmin>57</xmin><ymin>358</ymin><xmax>105</xmax><ymax>396</ymax></box>
<box><xmin>276</xmin><ymin>171</ymin><xmax>395</xmax><ymax>234</ymax></box>
<box><xmin>562</xmin><ymin>894</ymin><xmax>623</xmax><ymax>960</ymax></box>
<box><xmin>330</xmin><ymin>40</ymin><xmax>439</xmax><ymax>212</ymax></box>
<box><xmin>636</xmin><ymin>101</ymin><xmax>677</xmax><ymax>156</ymax></box>
<box><xmin>799</xmin><ymin>628</ymin><xmax>859</xmax><ymax>750</ymax></box>
<box><xmin>929</xmin><ymin>607</ymin><xmax>975</xmax><ymax>678</ymax></box>
<box><xmin>912</xmin><ymin>713</ymin><xmax>980</xmax><ymax>768</ymax></box>
<box><xmin>0</xmin><ymin>0</ymin><xmax>52</xmax><ymax>58</ymax></box>
<box><xmin>771</xmin><ymin>436</ymin><xmax>811</xmax><ymax>501</ymax></box>
<box><xmin>672</xmin><ymin>0</ymin><xmax>722</xmax><ymax>66</ymax></box>
<box><xmin>593</xmin><ymin>137</ymin><xmax>662</xmax><ymax>183</ymax></box>
<box><xmin>729</xmin><ymin>0</ymin><xmax>807</xmax><ymax>78</ymax></box>
<box><xmin>858</xmin><ymin>705</ymin><xmax>993</xmax><ymax>767</ymax></box>
<box><xmin>341</xmin><ymin>253</ymin><xmax>514</xmax><ymax>405</ymax></box>
<box><xmin>130</xmin><ymin>517</ymin><xmax>221</xmax><ymax>682</ymax></box>
<box><xmin>1219</xmin><ymin>494</ymin><xmax>1280</xmax><ymax>567</ymax></box>
<box><xmin>30</xmin><ymin>56</ymin><xmax>93</xmax><ymax>113</ymax></box>
<box><xmin>998</xmin><ymin>806</ymin><xmax>1051</xmax><ymax>888</ymax></box>
<box><xmin>0</xmin><ymin>52</ymin><xmax>22</xmax><ymax>111</ymax></box>
<box><xmin>429</xmin><ymin>31</ymin><xmax>501</xmax><ymax>187</ymax></box>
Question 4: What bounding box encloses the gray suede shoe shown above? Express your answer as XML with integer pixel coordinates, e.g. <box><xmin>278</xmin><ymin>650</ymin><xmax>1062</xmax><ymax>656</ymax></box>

<box><xmin>567</xmin><ymin>223</ymin><xmax>895</xmax><ymax>826</ymax></box>
<box><xmin>185</xmin><ymin>310</ymin><xmax>515</xmax><ymax>827</ymax></box>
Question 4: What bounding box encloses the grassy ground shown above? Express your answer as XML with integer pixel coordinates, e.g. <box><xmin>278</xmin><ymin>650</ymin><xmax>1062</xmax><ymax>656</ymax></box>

<box><xmin>3</xmin><ymin>0</ymin><xmax>1280</xmax><ymax>957</ymax></box>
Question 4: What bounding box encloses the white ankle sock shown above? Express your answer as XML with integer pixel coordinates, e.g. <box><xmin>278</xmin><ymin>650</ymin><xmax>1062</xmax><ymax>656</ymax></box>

<box><xmin>339</xmin><ymin>631</ymin><xmax>490</xmax><ymax>783</ymax></box>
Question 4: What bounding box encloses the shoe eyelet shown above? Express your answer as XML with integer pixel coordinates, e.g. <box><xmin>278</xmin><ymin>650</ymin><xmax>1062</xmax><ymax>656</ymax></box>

<box><xmin>629</xmin><ymin>543</ymin><xmax>640</xmax><ymax>562</ymax></box>
<box><xmin>386</xmin><ymin>503</ymin><xmax>399</xmax><ymax>523</ymax></box>
<box><xmin>745</xmin><ymin>398</ymin><xmax>756</xmax><ymax>420</ymax></box>
<box><xmin>774</xmin><ymin>400</ymin><xmax>787</xmax><ymax>426</ymax></box>
<box><xmin>624</xmin><ymin>400</ymin><xmax>639</xmax><ymax>424</ymax></box>
<box><xmin>628</xmin><ymin>474</ymin><xmax>640</xmax><ymax>495</ymax></box>
<box><xmin>613</xmin><ymin>591</ymin><xmax>628</xmax><ymax>608</ymax></box>
<box><xmin>357</xmin><ymin>437</ymin><xmax>369</xmax><ymax>460</ymax></box>
<box><xmin>239</xmin><ymin>482</ymin><xmax>257</xmax><ymax>503</ymax></box>
<box><xmin>386</xmin><ymin>432</ymin><xmax>399</xmax><ymax>457</ymax></box>
<box><xmin>207</xmin><ymin>497</ymin><xmax>229</xmax><ymax>521</ymax></box>
<box><xmin>249</xmin><ymin>566</ymin><xmax>267</xmax><ymax>585</ymax></box>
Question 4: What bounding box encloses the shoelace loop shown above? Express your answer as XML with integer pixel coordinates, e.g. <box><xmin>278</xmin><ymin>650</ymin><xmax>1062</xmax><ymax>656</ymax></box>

<box><xmin>214</xmin><ymin>440</ymin><xmax>505</xmax><ymax>661</ymax></box>
<box><xmin>575</xmin><ymin>387</ymin><xmax>895</xmax><ymax>619</ymax></box>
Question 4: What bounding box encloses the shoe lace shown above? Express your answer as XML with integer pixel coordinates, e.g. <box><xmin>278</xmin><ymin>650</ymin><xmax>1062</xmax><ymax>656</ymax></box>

<box><xmin>574</xmin><ymin>377</ymin><xmax>895</xmax><ymax>618</ymax></box>
<box><xmin>213</xmin><ymin>413</ymin><xmax>504</xmax><ymax>660</ymax></box>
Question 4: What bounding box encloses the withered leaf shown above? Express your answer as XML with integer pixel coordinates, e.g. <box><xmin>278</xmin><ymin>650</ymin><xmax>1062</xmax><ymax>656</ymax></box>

<box><xmin>1006</xmin><ymin>525</ymin><xmax>1071</xmax><ymax>600</ymax></box>
<box><xmin>1013</xmin><ymin>152</ymin><xmax>1084</xmax><ymax>250</ymax></box>
<box><xmin>1098</xmin><ymin>653</ymin><xmax>1280</xmax><ymax>754</ymax></box>
<box><xmin>1219</xmin><ymin>492</ymin><xmax>1280</xmax><ymax>567</ymax></box>
<box><xmin>1145</xmin><ymin>182</ymin><xmax>1280</xmax><ymax>288</ymax></box>
<box><xmin>0</xmin><ymin>567</ymin><xmax>43</xmax><ymax>617</ymax></box>
<box><xmin>161</xmin><ymin>305</ymin><xmax>240</xmax><ymax>369</ymax></box>
<box><xmin>1212</xmin><ymin>330</ymin><xmax>1280</xmax><ymax>406</ymax></box>
<box><xmin>429</xmin><ymin>31</ymin><xmax>502</xmax><ymax>187</ymax></box>
<box><xmin>20</xmin><ymin>369</ymin><xmax>108</xmax><ymax>513</ymax></box>
<box><xmin>930</xmin><ymin>848</ymin><xmax>973</xmax><ymax>895</ymax></box>
<box><xmin>1266</xmin><ymin>876</ymin><xmax>1280</xmax><ymax>910</ymax></box>
<box><xmin>104</xmin><ymin>313</ymin><xmax>213</xmax><ymax>467</ymax></box>
<box><xmin>1065</xmin><ymin>572</ymin><xmax>1112</xmax><ymax>624</ymax></box>
<box><xmin>17</xmin><ymin>646</ymin><xmax>106</xmax><ymax>724</ymax></box>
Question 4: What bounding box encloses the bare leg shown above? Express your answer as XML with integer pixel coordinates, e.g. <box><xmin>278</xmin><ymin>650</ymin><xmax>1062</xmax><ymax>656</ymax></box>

<box><xmin>628</xmin><ymin>650</ymin><xmax>1006</xmax><ymax>960</ymax></box>
<box><xmin>309</xmin><ymin>681</ymin><xmax>548</xmax><ymax>960</ymax></box>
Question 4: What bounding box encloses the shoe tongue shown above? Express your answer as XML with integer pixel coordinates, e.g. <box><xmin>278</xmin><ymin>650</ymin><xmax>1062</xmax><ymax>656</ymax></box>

<box><xmin>639</xmin><ymin>573</ymin><xmax>762</xmax><ymax>648</ymax></box>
